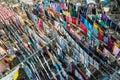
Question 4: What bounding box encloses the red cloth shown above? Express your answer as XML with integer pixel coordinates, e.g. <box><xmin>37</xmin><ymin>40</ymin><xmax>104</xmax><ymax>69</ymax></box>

<box><xmin>2</xmin><ymin>58</ymin><xmax>8</xmax><ymax>63</ymax></box>
<box><xmin>76</xmin><ymin>67</ymin><xmax>87</xmax><ymax>80</ymax></box>
<box><xmin>66</xmin><ymin>24</ymin><xmax>70</xmax><ymax>31</ymax></box>
<box><xmin>80</xmin><ymin>22</ymin><xmax>87</xmax><ymax>35</ymax></box>
<box><xmin>98</xmin><ymin>32</ymin><xmax>103</xmax><ymax>40</ymax></box>
<box><xmin>108</xmin><ymin>38</ymin><xmax>114</xmax><ymax>49</ymax></box>
<box><xmin>72</xmin><ymin>17</ymin><xmax>77</xmax><ymax>25</ymax></box>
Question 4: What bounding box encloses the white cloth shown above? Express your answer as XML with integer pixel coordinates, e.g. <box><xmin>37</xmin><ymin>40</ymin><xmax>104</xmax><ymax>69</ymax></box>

<box><xmin>76</xmin><ymin>3</ymin><xmax>81</xmax><ymax>11</ymax></box>
<box><xmin>86</xmin><ymin>68</ymin><xmax>91</xmax><ymax>78</ymax></box>
<box><xmin>113</xmin><ymin>46</ymin><xmax>120</xmax><ymax>56</ymax></box>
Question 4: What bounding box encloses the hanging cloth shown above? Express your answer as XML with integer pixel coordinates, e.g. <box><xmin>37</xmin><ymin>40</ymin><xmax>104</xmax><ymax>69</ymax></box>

<box><xmin>61</xmin><ymin>3</ymin><xmax>67</xmax><ymax>10</ymax></box>
<box><xmin>72</xmin><ymin>17</ymin><xmax>77</xmax><ymax>25</ymax></box>
<box><xmin>113</xmin><ymin>46</ymin><xmax>120</xmax><ymax>56</ymax></box>
<box><xmin>66</xmin><ymin>24</ymin><xmax>71</xmax><ymax>31</ymax></box>
<box><xmin>37</xmin><ymin>19</ymin><xmax>43</xmax><ymax>30</ymax></box>
<box><xmin>66</xmin><ymin>16</ymin><xmax>72</xmax><ymax>22</ymax></box>
<box><xmin>80</xmin><ymin>22</ymin><xmax>88</xmax><ymax>35</ymax></box>
<box><xmin>80</xmin><ymin>15</ymin><xmax>85</xmax><ymax>23</ymax></box>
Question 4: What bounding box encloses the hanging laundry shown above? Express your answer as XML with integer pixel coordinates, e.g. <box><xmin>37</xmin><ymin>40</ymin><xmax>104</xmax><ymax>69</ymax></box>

<box><xmin>72</xmin><ymin>17</ymin><xmax>77</xmax><ymax>25</ymax></box>
<box><xmin>56</xmin><ymin>3</ymin><xmax>62</xmax><ymax>12</ymax></box>
<box><xmin>76</xmin><ymin>3</ymin><xmax>81</xmax><ymax>12</ymax></box>
<box><xmin>113</xmin><ymin>46</ymin><xmax>120</xmax><ymax>56</ymax></box>
<box><xmin>93</xmin><ymin>22</ymin><xmax>99</xmax><ymax>29</ymax></box>
<box><xmin>61</xmin><ymin>3</ymin><xmax>67</xmax><ymax>10</ymax></box>
<box><xmin>80</xmin><ymin>15</ymin><xmax>85</xmax><ymax>23</ymax></box>
<box><xmin>66</xmin><ymin>24</ymin><xmax>71</xmax><ymax>31</ymax></box>
<box><xmin>71</xmin><ymin>7</ymin><xmax>77</xmax><ymax>17</ymax></box>
<box><xmin>63</xmin><ymin>11</ymin><xmax>71</xmax><ymax>17</ymax></box>
<box><xmin>80</xmin><ymin>22</ymin><xmax>88</xmax><ymax>35</ymax></box>
<box><xmin>103</xmin><ymin>33</ymin><xmax>108</xmax><ymax>43</ymax></box>
<box><xmin>92</xmin><ymin>28</ymin><xmax>98</xmax><ymax>37</ymax></box>
<box><xmin>37</xmin><ymin>19</ymin><xmax>43</xmax><ymax>30</ymax></box>
<box><xmin>103</xmin><ymin>48</ymin><xmax>109</xmax><ymax>57</ymax></box>
<box><xmin>86</xmin><ymin>68</ymin><xmax>91</xmax><ymax>78</ymax></box>
<box><xmin>66</xmin><ymin>16</ymin><xmax>72</xmax><ymax>22</ymax></box>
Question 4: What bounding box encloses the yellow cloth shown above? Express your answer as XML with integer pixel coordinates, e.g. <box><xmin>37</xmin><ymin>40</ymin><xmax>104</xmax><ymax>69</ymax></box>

<box><xmin>112</xmin><ymin>42</ymin><xmax>119</xmax><ymax>50</ymax></box>
<box><xmin>99</xmin><ymin>28</ymin><xmax>103</xmax><ymax>33</ymax></box>
<box><xmin>13</xmin><ymin>69</ymin><xmax>19</xmax><ymax>80</ymax></box>
<box><xmin>62</xmin><ymin>11</ymin><xmax>70</xmax><ymax>16</ymax></box>
<box><xmin>93</xmin><ymin>23</ymin><xmax>99</xmax><ymax>29</ymax></box>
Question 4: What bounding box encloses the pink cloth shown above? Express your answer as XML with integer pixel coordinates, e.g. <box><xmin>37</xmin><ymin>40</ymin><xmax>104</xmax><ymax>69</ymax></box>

<box><xmin>66</xmin><ymin>16</ymin><xmax>72</xmax><ymax>22</ymax></box>
<box><xmin>39</xmin><ymin>4</ymin><xmax>44</xmax><ymax>13</ymax></box>
<box><xmin>66</xmin><ymin>24</ymin><xmax>70</xmax><ymax>31</ymax></box>
<box><xmin>50</xmin><ymin>3</ymin><xmax>56</xmax><ymax>12</ymax></box>
<box><xmin>37</xmin><ymin>19</ymin><xmax>43</xmax><ymax>30</ymax></box>
<box><xmin>113</xmin><ymin>46</ymin><xmax>120</xmax><ymax>56</ymax></box>
<box><xmin>103</xmin><ymin>48</ymin><xmax>109</xmax><ymax>57</ymax></box>
<box><xmin>61</xmin><ymin>3</ymin><xmax>67</xmax><ymax>10</ymax></box>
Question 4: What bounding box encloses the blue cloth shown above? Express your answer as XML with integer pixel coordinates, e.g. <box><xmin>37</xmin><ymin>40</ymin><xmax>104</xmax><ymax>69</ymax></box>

<box><xmin>93</xmin><ymin>28</ymin><xmax>98</xmax><ymax>37</ymax></box>
<box><xmin>80</xmin><ymin>15</ymin><xmax>85</xmax><ymax>23</ymax></box>
<box><xmin>103</xmin><ymin>34</ymin><xmax>108</xmax><ymax>43</ymax></box>
<box><xmin>88</xmin><ymin>23</ymin><xmax>93</xmax><ymax>30</ymax></box>
<box><xmin>24</xmin><ymin>65</ymin><xmax>33</xmax><ymax>79</ymax></box>
<box><xmin>56</xmin><ymin>3</ymin><xmax>62</xmax><ymax>12</ymax></box>
<box><xmin>87</xmin><ymin>30</ymin><xmax>92</xmax><ymax>39</ymax></box>
<box><xmin>61</xmin><ymin>20</ymin><xmax>67</xmax><ymax>27</ymax></box>
<box><xmin>43</xmin><ymin>0</ymin><xmax>49</xmax><ymax>10</ymax></box>
<box><xmin>106</xmin><ymin>19</ymin><xmax>111</xmax><ymax>26</ymax></box>
<box><xmin>84</xmin><ymin>19</ymin><xmax>88</xmax><ymax>27</ymax></box>
<box><xmin>103</xmin><ymin>77</ymin><xmax>109</xmax><ymax>80</ymax></box>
